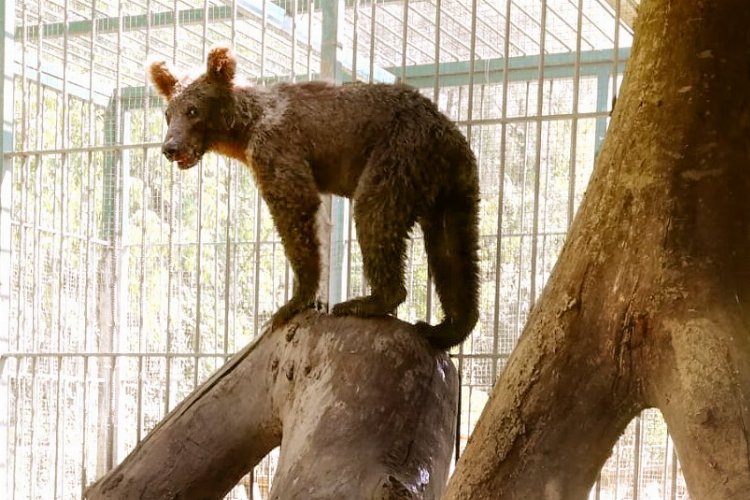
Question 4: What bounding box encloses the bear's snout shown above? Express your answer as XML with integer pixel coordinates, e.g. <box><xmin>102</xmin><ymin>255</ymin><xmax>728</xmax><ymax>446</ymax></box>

<box><xmin>162</xmin><ymin>139</ymin><xmax>179</xmax><ymax>161</ymax></box>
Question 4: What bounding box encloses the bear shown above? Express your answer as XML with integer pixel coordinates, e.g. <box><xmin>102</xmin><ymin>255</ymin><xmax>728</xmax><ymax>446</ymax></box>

<box><xmin>148</xmin><ymin>47</ymin><xmax>480</xmax><ymax>349</ymax></box>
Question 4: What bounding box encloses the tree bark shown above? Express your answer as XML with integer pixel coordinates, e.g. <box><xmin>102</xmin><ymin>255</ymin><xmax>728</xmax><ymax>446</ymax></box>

<box><xmin>444</xmin><ymin>1</ymin><xmax>750</xmax><ymax>499</ymax></box>
<box><xmin>84</xmin><ymin>311</ymin><xmax>458</xmax><ymax>500</ymax></box>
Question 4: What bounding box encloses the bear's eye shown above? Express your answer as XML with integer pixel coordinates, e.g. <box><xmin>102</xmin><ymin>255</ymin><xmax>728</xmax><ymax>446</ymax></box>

<box><xmin>164</xmin><ymin>110</ymin><xmax>171</xmax><ymax>124</ymax></box>
<box><xmin>187</xmin><ymin>107</ymin><xmax>198</xmax><ymax>118</ymax></box>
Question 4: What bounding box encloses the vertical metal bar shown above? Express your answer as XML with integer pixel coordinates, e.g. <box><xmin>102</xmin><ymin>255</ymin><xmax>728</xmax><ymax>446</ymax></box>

<box><xmin>491</xmin><ymin>0</ymin><xmax>513</xmax><ymax>387</ymax></box>
<box><xmin>306</xmin><ymin>0</ymin><xmax>313</xmax><ymax>81</ymax></box>
<box><xmin>28</xmin><ymin>1</ymin><xmax>44</xmax><ymax>491</ymax></box>
<box><xmin>321</xmin><ymin>0</ymin><xmax>341</xmax><ymax>308</ymax></box>
<box><xmin>613</xmin><ymin>436</ymin><xmax>622</xmax><ymax>499</ymax></box>
<box><xmin>252</xmin><ymin>188</ymin><xmax>262</xmax><ymax>337</ymax></box>
<box><xmin>350</xmin><ymin>0</ymin><xmax>358</xmax><ymax>82</ymax></box>
<box><xmin>53</xmin><ymin>2</ymin><xmax>71</xmax><ymax>493</ymax></box>
<box><xmin>290</xmin><ymin>0</ymin><xmax>297</xmax><ymax>80</ymax></box>
<box><xmin>368</xmin><ymin>0</ymin><xmax>376</xmax><ymax>84</ymax></box>
<box><xmin>165</xmin><ymin>0</ymin><xmax>180</xmax><ymax>420</ymax></box>
<box><xmin>662</xmin><ymin>429</ymin><xmax>670</xmax><ymax>500</ymax></box>
<box><xmin>465</xmin><ymin>0</ymin><xmax>477</xmax><ymax>144</ymax></box>
<box><xmin>81</xmin><ymin>0</ymin><xmax>99</xmax><ymax>490</ymax></box>
<box><xmin>344</xmin><ymin>0</ymin><xmax>359</xmax><ymax>300</ymax></box>
<box><xmin>137</xmin><ymin>0</ymin><xmax>154</xmax><ymax>444</ymax></box>
<box><xmin>11</xmin><ymin>360</ymin><xmax>21</xmax><ymax>499</ymax></box>
<box><xmin>567</xmin><ymin>0</ymin><xmax>584</xmax><ymax>228</ymax></box>
<box><xmin>32</xmin><ymin>0</ymin><xmax>41</xmax><ymax>357</ymax></box>
<box><xmin>261</xmin><ymin>0</ymin><xmax>267</xmax><ymax>77</ymax></box>
<box><xmin>0</xmin><ymin>0</ymin><xmax>15</xmax><ymax>494</ymax></box>
<box><xmin>540</xmin><ymin>82</ymin><xmax>553</xmax><ymax>281</ymax></box>
<box><xmin>28</xmin><ymin>356</ymin><xmax>36</xmax><ymax>498</ymax></box>
<box><xmin>611</xmin><ymin>0</ymin><xmax>622</xmax><ymax>108</ymax></box>
<box><xmin>106</xmin><ymin>354</ymin><xmax>116</xmax><ymax>470</ymax></box>
<box><xmin>53</xmin><ymin>355</ymin><xmax>63</xmax><ymax>497</ymax></box>
<box><xmin>399</xmin><ymin>0</ymin><xmax>409</xmax><ymax>82</ymax></box>
<box><xmin>223</xmin><ymin>0</ymin><xmax>238</xmax><ymax>359</ymax></box>
<box><xmin>193</xmin><ymin>0</ymin><xmax>212</xmax><ymax>391</ymax></box>
<box><xmin>514</xmin><ymin>83</ymin><xmax>531</xmax><ymax>339</ymax></box>
<box><xmin>594</xmin><ymin>70</ymin><xmax>610</xmax><ymax>155</ymax></box>
<box><xmin>426</xmin><ymin>0</ymin><xmax>441</xmax><ymax>324</ymax></box>
<box><xmin>10</xmin><ymin>4</ymin><xmax>28</xmax><ymax>494</ymax></box>
<box><xmin>670</xmin><ymin>443</ymin><xmax>678</xmax><ymax>500</ymax></box>
<box><xmin>213</xmin><ymin>144</ymin><xmax>220</xmax><ymax>361</ymax></box>
<box><xmin>15</xmin><ymin>0</ymin><xmax>27</xmax><ymax>361</ymax></box>
<box><xmin>529</xmin><ymin>0</ymin><xmax>547</xmax><ymax>308</ymax></box>
<box><xmin>222</xmin><ymin>158</ymin><xmax>233</xmax><ymax>355</ymax></box>
<box><xmin>109</xmin><ymin>0</ymin><xmax>127</xmax><ymax>469</ymax></box>
<box><xmin>633</xmin><ymin>414</ymin><xmax>642</xmax><ymax>500</ymax></box>
<box><xmin>231</xmin><ymin>160</ymin><xmax>240</xmax><ymax>351</ymax></box>
<box><xmin>454</xmin><ymin>0</ymin><xmax>479</xmax><ymax>463</ymax></box>
<box><xmin>431</xmin><ymin>0</ymin><xmax>441</xmax><ymax>102</ymax></box>
<box><xmin>252</xmin><ymin>0</ymin><xmax>270</xmax><ymax>340</ymax></box>
<box><xmin>230</xmin><ymin>0</ymin><xmax>237</xmax><ymax>49</ymax></box>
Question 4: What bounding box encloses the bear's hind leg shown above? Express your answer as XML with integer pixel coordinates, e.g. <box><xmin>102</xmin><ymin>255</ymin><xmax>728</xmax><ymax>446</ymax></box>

<box><xmin>331</xmin><ymin>170</ymin><xmax>414</xmax><ymax>318</ymax></box>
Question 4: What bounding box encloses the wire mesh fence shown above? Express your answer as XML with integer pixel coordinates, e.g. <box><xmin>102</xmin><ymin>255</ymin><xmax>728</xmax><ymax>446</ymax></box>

<box><xmin>1</xmin><ymin>0</ymin><xmax>689</xmax><ymax>498</ymax></box>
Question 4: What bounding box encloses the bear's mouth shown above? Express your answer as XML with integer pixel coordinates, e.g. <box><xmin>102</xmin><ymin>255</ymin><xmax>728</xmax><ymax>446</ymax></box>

<box><xmin>173</xmin><ymin>152</ymin><xmax>201</xmax><ymax>170</ymax></box>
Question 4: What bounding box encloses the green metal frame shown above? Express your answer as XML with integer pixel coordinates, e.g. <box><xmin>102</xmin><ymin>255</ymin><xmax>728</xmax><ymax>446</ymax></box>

<box><xmin>387</xmin><ymin>48</ymin><xmax>629</xmax><ymax>88</ymax></box>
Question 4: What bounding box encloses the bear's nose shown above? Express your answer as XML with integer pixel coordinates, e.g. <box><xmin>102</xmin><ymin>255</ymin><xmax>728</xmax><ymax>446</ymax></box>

<box><xmin>162</xmin><ymin>140</ymin><xmax>178</xmax><ymax>161</ymax></box>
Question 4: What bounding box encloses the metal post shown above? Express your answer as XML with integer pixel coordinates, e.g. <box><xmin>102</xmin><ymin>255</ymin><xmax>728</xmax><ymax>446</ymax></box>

<box><xmin>595</xmin><ymin>70</ymin><xmax>611</xmax><ymax>156</ymax></box>
<box><xmin>0</xmin><ymin>0</ymin><xmax>15</xmax><ymax>495</ymax></box>
<box><xmin>320</xmin><ymin>0</ymin><xmax>344</xmax><ymax>309</ymax></box>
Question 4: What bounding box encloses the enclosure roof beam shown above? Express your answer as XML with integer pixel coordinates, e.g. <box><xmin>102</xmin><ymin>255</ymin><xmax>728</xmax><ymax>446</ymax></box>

<box><xmin>108</xmin><ymin>47</ymin><xmax>630</xmax><ymax>114</ymax></box>
<box><xmin>15</xmin><ymin>7</ymin><xmax>234</xmax><ymax>40</ymax></box>
<box><xmin>389</xmin><ymin>47</ymin><xmax>630</xmax><ymax>88</ymax></box>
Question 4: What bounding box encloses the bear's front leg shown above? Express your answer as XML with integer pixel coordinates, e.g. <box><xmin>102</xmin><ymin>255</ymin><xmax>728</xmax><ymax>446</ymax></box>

<box><xmin>263</xmin><ymin>176</ymin><xmax>323</xmax><ymax>330</ymax></box>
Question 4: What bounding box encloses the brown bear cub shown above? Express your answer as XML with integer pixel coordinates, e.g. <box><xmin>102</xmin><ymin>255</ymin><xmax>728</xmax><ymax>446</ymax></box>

<box><xmin>149</xmin><ymin>47</ymin><xmax>480</xmax><ymax>349</ymax></box>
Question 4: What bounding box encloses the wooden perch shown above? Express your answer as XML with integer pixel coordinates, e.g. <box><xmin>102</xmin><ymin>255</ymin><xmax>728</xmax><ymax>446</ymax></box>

<box><xmin>85</xmin><ymin>311</ymin><xmax>459</xmax><ymax>499</ymax></box>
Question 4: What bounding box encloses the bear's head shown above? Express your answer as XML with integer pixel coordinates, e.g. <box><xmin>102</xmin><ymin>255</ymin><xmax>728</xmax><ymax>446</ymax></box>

<box><xmin>148</xmin><ymin>47</ymin><xmax>238</xmax><ymax>169</ymax></box>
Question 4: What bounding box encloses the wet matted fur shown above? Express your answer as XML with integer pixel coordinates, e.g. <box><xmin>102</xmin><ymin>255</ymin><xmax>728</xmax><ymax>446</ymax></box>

<box><xmin>149</xmin><ymin>47</ymin><xmax>480</xmax><ymax>349</ymax></box>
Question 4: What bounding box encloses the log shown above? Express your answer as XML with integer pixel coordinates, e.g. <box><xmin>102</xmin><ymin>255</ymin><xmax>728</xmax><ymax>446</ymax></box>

<box><xmin>85</xmin><ymin>311</ymin><xmax>458</xmax><ymax>499</ymax></box>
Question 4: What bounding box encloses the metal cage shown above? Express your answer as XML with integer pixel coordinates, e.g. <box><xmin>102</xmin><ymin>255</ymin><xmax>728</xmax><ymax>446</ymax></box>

<box><xmin>0</xmin><ymin>0</ymin><xmax>688</xmax><ymax>498</ymax></box>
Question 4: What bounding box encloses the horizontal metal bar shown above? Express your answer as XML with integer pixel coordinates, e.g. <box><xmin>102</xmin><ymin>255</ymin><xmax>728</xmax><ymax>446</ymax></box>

<box><xmin>3</xmin><ymin>141</ymin><xmax>163</xmax><ymax>158</ymax></box>
<box><xmin>16</xmin><ymin>6</ymin><xmax>234</xmax><ymax>40</ymax></box>
<box><xmin>394</xmin><ymin>48</ymin><xmax>630</xmax><ymax>88</ymax></box>
<box><xmin>1</xmin><ymin>351</ymin><xmax>511</xmax><ymax>361</ymax></box>
<box><xmin>1</xmin><ymin>352</ymin><xmax>239</xmax><ymax>359</ymax></box>
<box><xmin>5</xmin><ymin>109</ymin><xmax>610</xmax><ymax>158</ymax></box>
<box><xmin>448</xmin><ymin>352</ymin><xmax>511</xmax><ymax>360</ymax></box>
<box><xmin>454</xmin><ymin>109</ymin><xmax>612</xmax><ymax>127</ymax></box>
<box><xmin>114</xmin><ymin>231</ymin><xmax>569</xmax><ymax>249</ymax></box>
<box><xmin>11</xmin><ymin>222</ymin><xmax>112</xmax><ymax>246</ymax></box>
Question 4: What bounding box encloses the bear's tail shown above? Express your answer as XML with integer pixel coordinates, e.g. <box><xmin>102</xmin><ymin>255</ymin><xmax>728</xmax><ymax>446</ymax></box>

<box><xmin>416</xmin><ymin>182</ymin><xmax>480</xmax><ymax>350</ymax></box>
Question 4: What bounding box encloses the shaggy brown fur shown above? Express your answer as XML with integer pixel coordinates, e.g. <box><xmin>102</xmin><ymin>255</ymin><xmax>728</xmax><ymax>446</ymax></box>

<box><xmin>149</xmin><ymin>47</ymin><xmax>480</xmax><ymax>349</ymax></box>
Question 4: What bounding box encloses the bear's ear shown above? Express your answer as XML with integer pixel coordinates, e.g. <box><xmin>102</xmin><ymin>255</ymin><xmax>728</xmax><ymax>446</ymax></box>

<box><xmin>206</xmin><ymin>46</ymin><xmax>236</xmax><ymax>83</ymax></box>
<box><xmin>148</xmin><ymin>60</ymin><xmax>179</xmax><ymax>100</ymax></box>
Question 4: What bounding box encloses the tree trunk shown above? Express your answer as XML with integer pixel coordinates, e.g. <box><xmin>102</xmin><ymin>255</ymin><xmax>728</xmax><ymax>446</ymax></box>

<box><xmin>84</xmin><ymin>311</ymin><xmax>458</xmax><ymax>500</ymax></box>
<box><xmin>444</xmin><ymin>1</ymin><xmax>750</xmax><ymax>498</ymax></box>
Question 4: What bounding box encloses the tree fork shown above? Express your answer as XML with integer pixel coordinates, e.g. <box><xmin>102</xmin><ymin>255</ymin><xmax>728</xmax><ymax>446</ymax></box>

<box><xmin>444</xmin><ymin>0</ymin><xmax>750</xmax><ymax>498</ymax></box>
<box><xmin>85</xmin><ymin>311</ymin><xmax>458</xmax><ymax>499</ymax></box>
